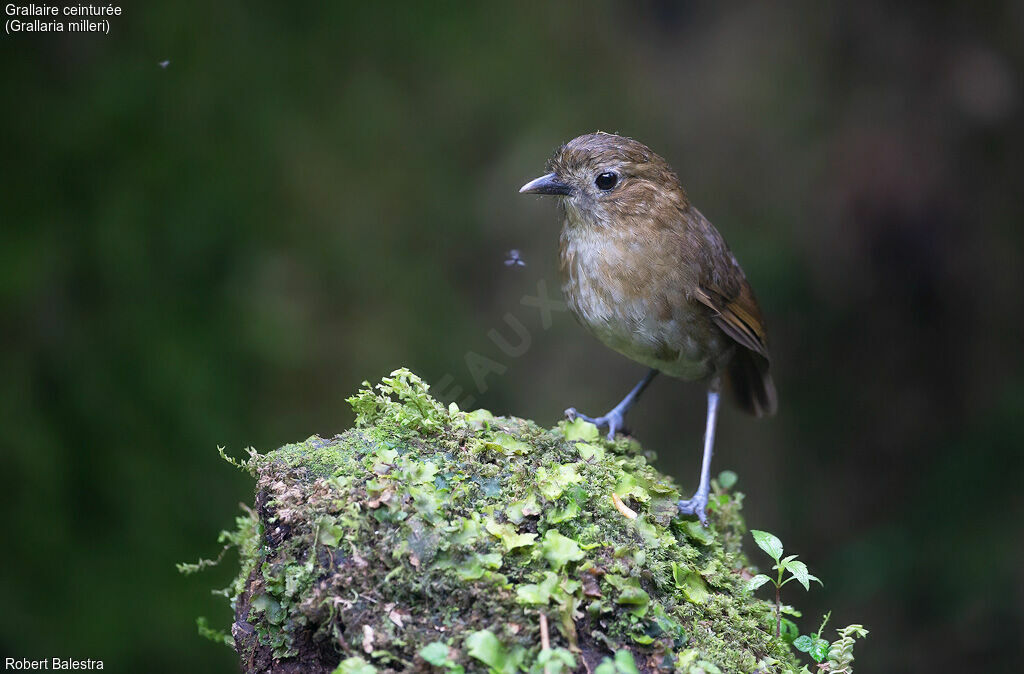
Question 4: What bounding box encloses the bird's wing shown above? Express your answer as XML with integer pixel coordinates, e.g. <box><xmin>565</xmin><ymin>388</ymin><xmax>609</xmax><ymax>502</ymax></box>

<box><xmin>696</xmin><ymin>280</ymin><xmax>777</xmax><ymax>416</ymax></box>
<box><xmin>694</xmin><ymin>281</ymin><xmax>770</xmax><ymax>360</ymax></box>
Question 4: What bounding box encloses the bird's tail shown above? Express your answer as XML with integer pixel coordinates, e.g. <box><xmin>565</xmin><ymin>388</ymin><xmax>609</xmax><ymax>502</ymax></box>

<box><xmin>725</xmin><ymin>348</ymin><xmax>777</xmax><ymax>417</ymax></box>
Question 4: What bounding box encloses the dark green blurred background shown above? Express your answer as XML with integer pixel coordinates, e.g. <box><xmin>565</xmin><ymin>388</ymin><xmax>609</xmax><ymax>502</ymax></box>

<box><xmin>3</xmin><ymin>2</ymin><xmax>1022</xmax><ymax>672</ymax></box>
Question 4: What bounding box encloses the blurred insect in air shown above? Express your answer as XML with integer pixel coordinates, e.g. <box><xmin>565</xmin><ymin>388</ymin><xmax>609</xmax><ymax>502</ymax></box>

<box><xmin>504</xmin><ymin>249</ymin><xmax>526</xmax><ymax>268</ymax></box>
<box><xmin>159</xmin><ymin>60</ymin><xmax>170</xmax><ymax>68</ymax></box>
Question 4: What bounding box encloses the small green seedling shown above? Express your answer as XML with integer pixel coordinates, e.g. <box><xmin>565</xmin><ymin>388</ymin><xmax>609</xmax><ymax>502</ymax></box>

<box><xmin>793</xmin><ymin>611</ymin><xmax>832</xmax><ymax>664</ymax></box>
<box><xmin>748</xmin><ymin>530</ymin><xmax>822</xmax><ymax>638</ymax></box>
<box><xmin>531</xmin><ymin>647</ymin><xmax>576</xmax><ymax>674</ymax></box>
<box><xmin>332</xmin><ymin>656</ymin><xmax>378</xmax><ymax>674</ymax></box>
<box><xmin>419</xmin><ymin>642</ymin><xmax>465</xmax><ymax>673</ymax></box>
<box><xmin>593</xmin><ymin>650</ymin><xmax>640</xmax><ymax>674</ymax></box>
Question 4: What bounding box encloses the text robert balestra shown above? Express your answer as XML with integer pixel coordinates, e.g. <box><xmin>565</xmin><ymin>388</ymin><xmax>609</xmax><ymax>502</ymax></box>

<box><xmin>5</xmin><ymin>658</ymin><xmax>104</xmax><ymax>670</ymax></box>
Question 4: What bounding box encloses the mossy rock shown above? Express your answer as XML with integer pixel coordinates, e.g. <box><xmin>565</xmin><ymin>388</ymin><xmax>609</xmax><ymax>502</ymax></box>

<box><xmin>203</xmin><ymin>369</ymin><xmax>802</xmax><ymax>673</ymax></box>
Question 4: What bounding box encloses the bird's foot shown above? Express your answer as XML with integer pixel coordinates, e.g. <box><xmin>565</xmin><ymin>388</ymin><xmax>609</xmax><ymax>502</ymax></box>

<box><xmin>677</xmin><ymin>490</ymin><xmax>710</xmax><ymax>527</ymax></box>
<box><xmin>564</xmin><ymin>407</ymin><xmax>627</xmax><ymax>440</ymax></box>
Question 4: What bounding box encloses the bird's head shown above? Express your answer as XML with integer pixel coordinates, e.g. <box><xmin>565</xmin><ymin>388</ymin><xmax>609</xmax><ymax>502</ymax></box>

<box><xmin>519</xmin><ymin>132</ymin><xmax>688</xmax><ymax>230</ymax></box>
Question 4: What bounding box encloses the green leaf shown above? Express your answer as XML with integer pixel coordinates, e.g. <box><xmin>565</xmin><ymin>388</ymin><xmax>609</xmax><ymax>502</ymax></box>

<box><xmin>485</xmin><ymin>432</ymin><xmax>532</xmax><ymax>455</ymax></box>
<box><xmin>455</xmin><ymin>558</ymin><xmax>485</xmax><ymax>581</ymax></box>
<box><xmin>515</xmin><ymin>584</ymin><xmax>548</xmax><ymax>604</ymax></box>
<box><xmin>793</xmin><ymin>633</ymin><xmax>830</xmax><ymax>663</ymax></box>
<box><xmin>403</xmin><ymin>460</ymin><xmax>440</xmax><ymax>484</ymax></box>
<box><xmin>717</xmin><ymin>470</ymin><xmax>738</xmax><ymax>489</ymax></box>
<box><xmin>536</xmin><ymin>464</ymin><xmax>582</xmax><ymax>500</ymax></box>
<box><xmin>546</xmin><ymin>500</ymin><xmax>580</xmax><ymax>524</ymax></box>
<box><xmin>562</xmin><ymin>418</ymin><xmax>600</xmax><ymax>442</ymax></box>
<box><xmin>506</xmin><ymin>492</ymin><xmax>541</xmax><ymax>524</ymax></box>
<box><xmin>809</xmin><ymin>638</ymin><xmax>830</xmax><ymax>662</ymax></box>
<box><xmin>648</xmin><ymin>482</ymin><xmax>676</xmax><ymax>495</ymax></box>
<box><xmin>419</xmin><ymin>642</ymin><xmax>451</xmax><ymax>666</ymax></box>
<box><xmin>250</xmin><ymin>593</ymin><xmax>284</xmax><ymax>624</ymax></box>
<box><xmin>332</xmin><ymin>657</ymin><xmax>378</xmax><ymax>674</ymax></box>
<box><xmin>374</xmin><ymin>446</ymin><xmax>398</xmax><ymax>464</ymax></box>
<box><xmin>682</xmin><ymin>520</ymin><xmax>714</xmax><ymax>545</ymax></box>
<box><xmin>748</xmin><ymin>574</ymin><xmax>771</xmax><ymax>592</ymax></box>
<box><xmin>631</xmin><ymin>515</ymin><xmax>663</xmax><ymax>548</ymax></box>
<box><xmin>751</xmin><ymin>529</ymin><xmax>783</xmax><ymax>561</ymax></box>
<box><xmin>456</xmin><ymin>552</ymin><xmax>503</xmax><ymax>580</ymax></box>
<box><xmin>541</xmin><ymin>530</ymin><xmax>584</xmax><ymax>569</ymax></box>
<box><xmin>485</xmin><ymin>518</ymin><xmax>538</xmax><ymax>552</ymax></box>
<box><xmin>613</xmin><ymin>649</ymin><xmax>641</xmax><ymax>674</ymax></box>
<box><xmin>516</xmin><ymin>571</ymin><xmax>558</xmax><ymax>605</ymax></box>
<box><xmin>465</xmin><ymin>630</ymin><xmax>508</xmax><ymax>673</ymax></box>
<box><xmin>614</xmin><ymin>473</ymin><xmax>651</xmax><ymax>503</ymax></box>
<box><xmin>780</xmin><ymin>618</ymin><xmax>800</xmax><ymax>643</ymax></box>
<box><xmin>450</xmin><ymin>515</ymin><xmax>483</xmax><ymax>546</ymax></box>
<box><xmin>608</xmin><ymin>577</ymin><xmax>650</xmax><ymax>617</ymax></box>
<box><xmin>535</xmin><ymin>647</ymin><xmax>576</xmax><ymax>674</ymax></box>
<box><xmin>671</xmin><ymin>562</ymin><xmax>711</xmax><ymax>603</ymax></box>
<box><xmin>409</xmin><ymin>485</ymin><xmax>442</xmax><ymax>522</ymax></box>
<box><xmin>317</xmin><ymin>516</ymin><xmax>349</xmax><ymax>547</ymax></box>
<box><xmin>785</xmin><ymin>559</ymin><xmax>812</xmax><ymax>591</ymax></box>
<box><xmin>594</xmin><ymin>651</ymin><xmax>644</xmax><ymax>674</ymax></box>
<box><xmin>465</xmin><ymin>409</ymin><xmax>494</xmax><ymax>430</ymax></box>
<box><xmin>575</xmin><ymin>442</ymin><xmax>605</xmax><ymax>461</ymax></box>
<box><xmin>838</xmin><ymin>624</ymin><xmax>869</xmax><ymax>639</ymax></box>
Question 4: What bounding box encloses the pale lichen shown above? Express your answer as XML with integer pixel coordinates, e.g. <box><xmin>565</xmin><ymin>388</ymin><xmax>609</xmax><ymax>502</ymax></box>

<box><xmin>194</xmin><ymin>368</ymin><xmax>803</xmax><ymax>673</ymax></box>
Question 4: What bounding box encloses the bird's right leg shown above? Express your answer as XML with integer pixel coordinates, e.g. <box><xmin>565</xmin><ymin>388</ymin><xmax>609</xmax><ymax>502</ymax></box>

<box><xmin>565</xmin><ymin>369</ymin><xmax>658</xmax><ymax>440</ymax></box>
<box><xmin>677</xmin><ymin>386</ymin><xmax>721</xmax><ymax>526</ymax></box>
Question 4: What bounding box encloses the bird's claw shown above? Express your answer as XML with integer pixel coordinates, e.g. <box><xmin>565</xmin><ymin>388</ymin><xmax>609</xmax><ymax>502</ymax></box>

<box><xmin>677</xmin><ymin>492</ymin><xmax>710</xmax><ymax>527</ymax></box>
<box><xmin>564</xmin><ymin>407</ymin><xmax>625</xmax><ymax>440</ymax></box>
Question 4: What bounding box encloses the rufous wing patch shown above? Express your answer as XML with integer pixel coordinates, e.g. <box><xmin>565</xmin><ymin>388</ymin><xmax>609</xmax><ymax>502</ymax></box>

<box><xmin>694</xmin><ymin>283</ymin><xmax>770</xmax><ymax>359</ymax></box>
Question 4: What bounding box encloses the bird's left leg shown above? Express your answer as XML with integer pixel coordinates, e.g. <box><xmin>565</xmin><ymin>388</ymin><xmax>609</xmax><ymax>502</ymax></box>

<box><xmin>565</xmin><ymin>369</ymin><xmax>658</xmax><ymax>440</ymax></box>
<box><xmin>677</xmin><ymin>384</ymin><xmax>721</xmax><ymax>526</ymax></box>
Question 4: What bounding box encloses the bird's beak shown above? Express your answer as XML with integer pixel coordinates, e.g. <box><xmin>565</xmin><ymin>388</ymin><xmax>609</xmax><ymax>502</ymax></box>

<box><xmin>519</xmin><ymin>172</ymin><xmax>572</xmax><ymax>196</ymax></box>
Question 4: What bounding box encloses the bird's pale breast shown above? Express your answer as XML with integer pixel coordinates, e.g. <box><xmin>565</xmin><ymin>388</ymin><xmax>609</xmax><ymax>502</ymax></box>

<box><xmin>559</xmin><ymin>220</ymin><xmax>730</xmax><ymax>381</ymax></box>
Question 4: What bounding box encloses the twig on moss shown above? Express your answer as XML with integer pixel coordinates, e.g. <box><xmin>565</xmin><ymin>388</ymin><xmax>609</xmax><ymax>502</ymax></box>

<box><xmin>539</xmin><ymin>612</ymin><xmax>551</xmax><ymax>674</ymax></box>
<box><xmin>611</xmin><ymin>492</ymin><xmax>637</xmax><ymax>519</ymax></box>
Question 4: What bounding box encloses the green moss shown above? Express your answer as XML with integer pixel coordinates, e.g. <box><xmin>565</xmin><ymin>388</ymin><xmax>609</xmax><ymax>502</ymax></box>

<box><xmin>194</xmin><ymin>368</ymin><xmax>804</xmax><ymax>672</ymax></box>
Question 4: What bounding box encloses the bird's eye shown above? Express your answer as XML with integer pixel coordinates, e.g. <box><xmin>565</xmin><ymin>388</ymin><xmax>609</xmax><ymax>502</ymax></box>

<box><xmin>595</xmin><ymin>171</ymin><xmax>618</xmax><ymax>191</ymax></box>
